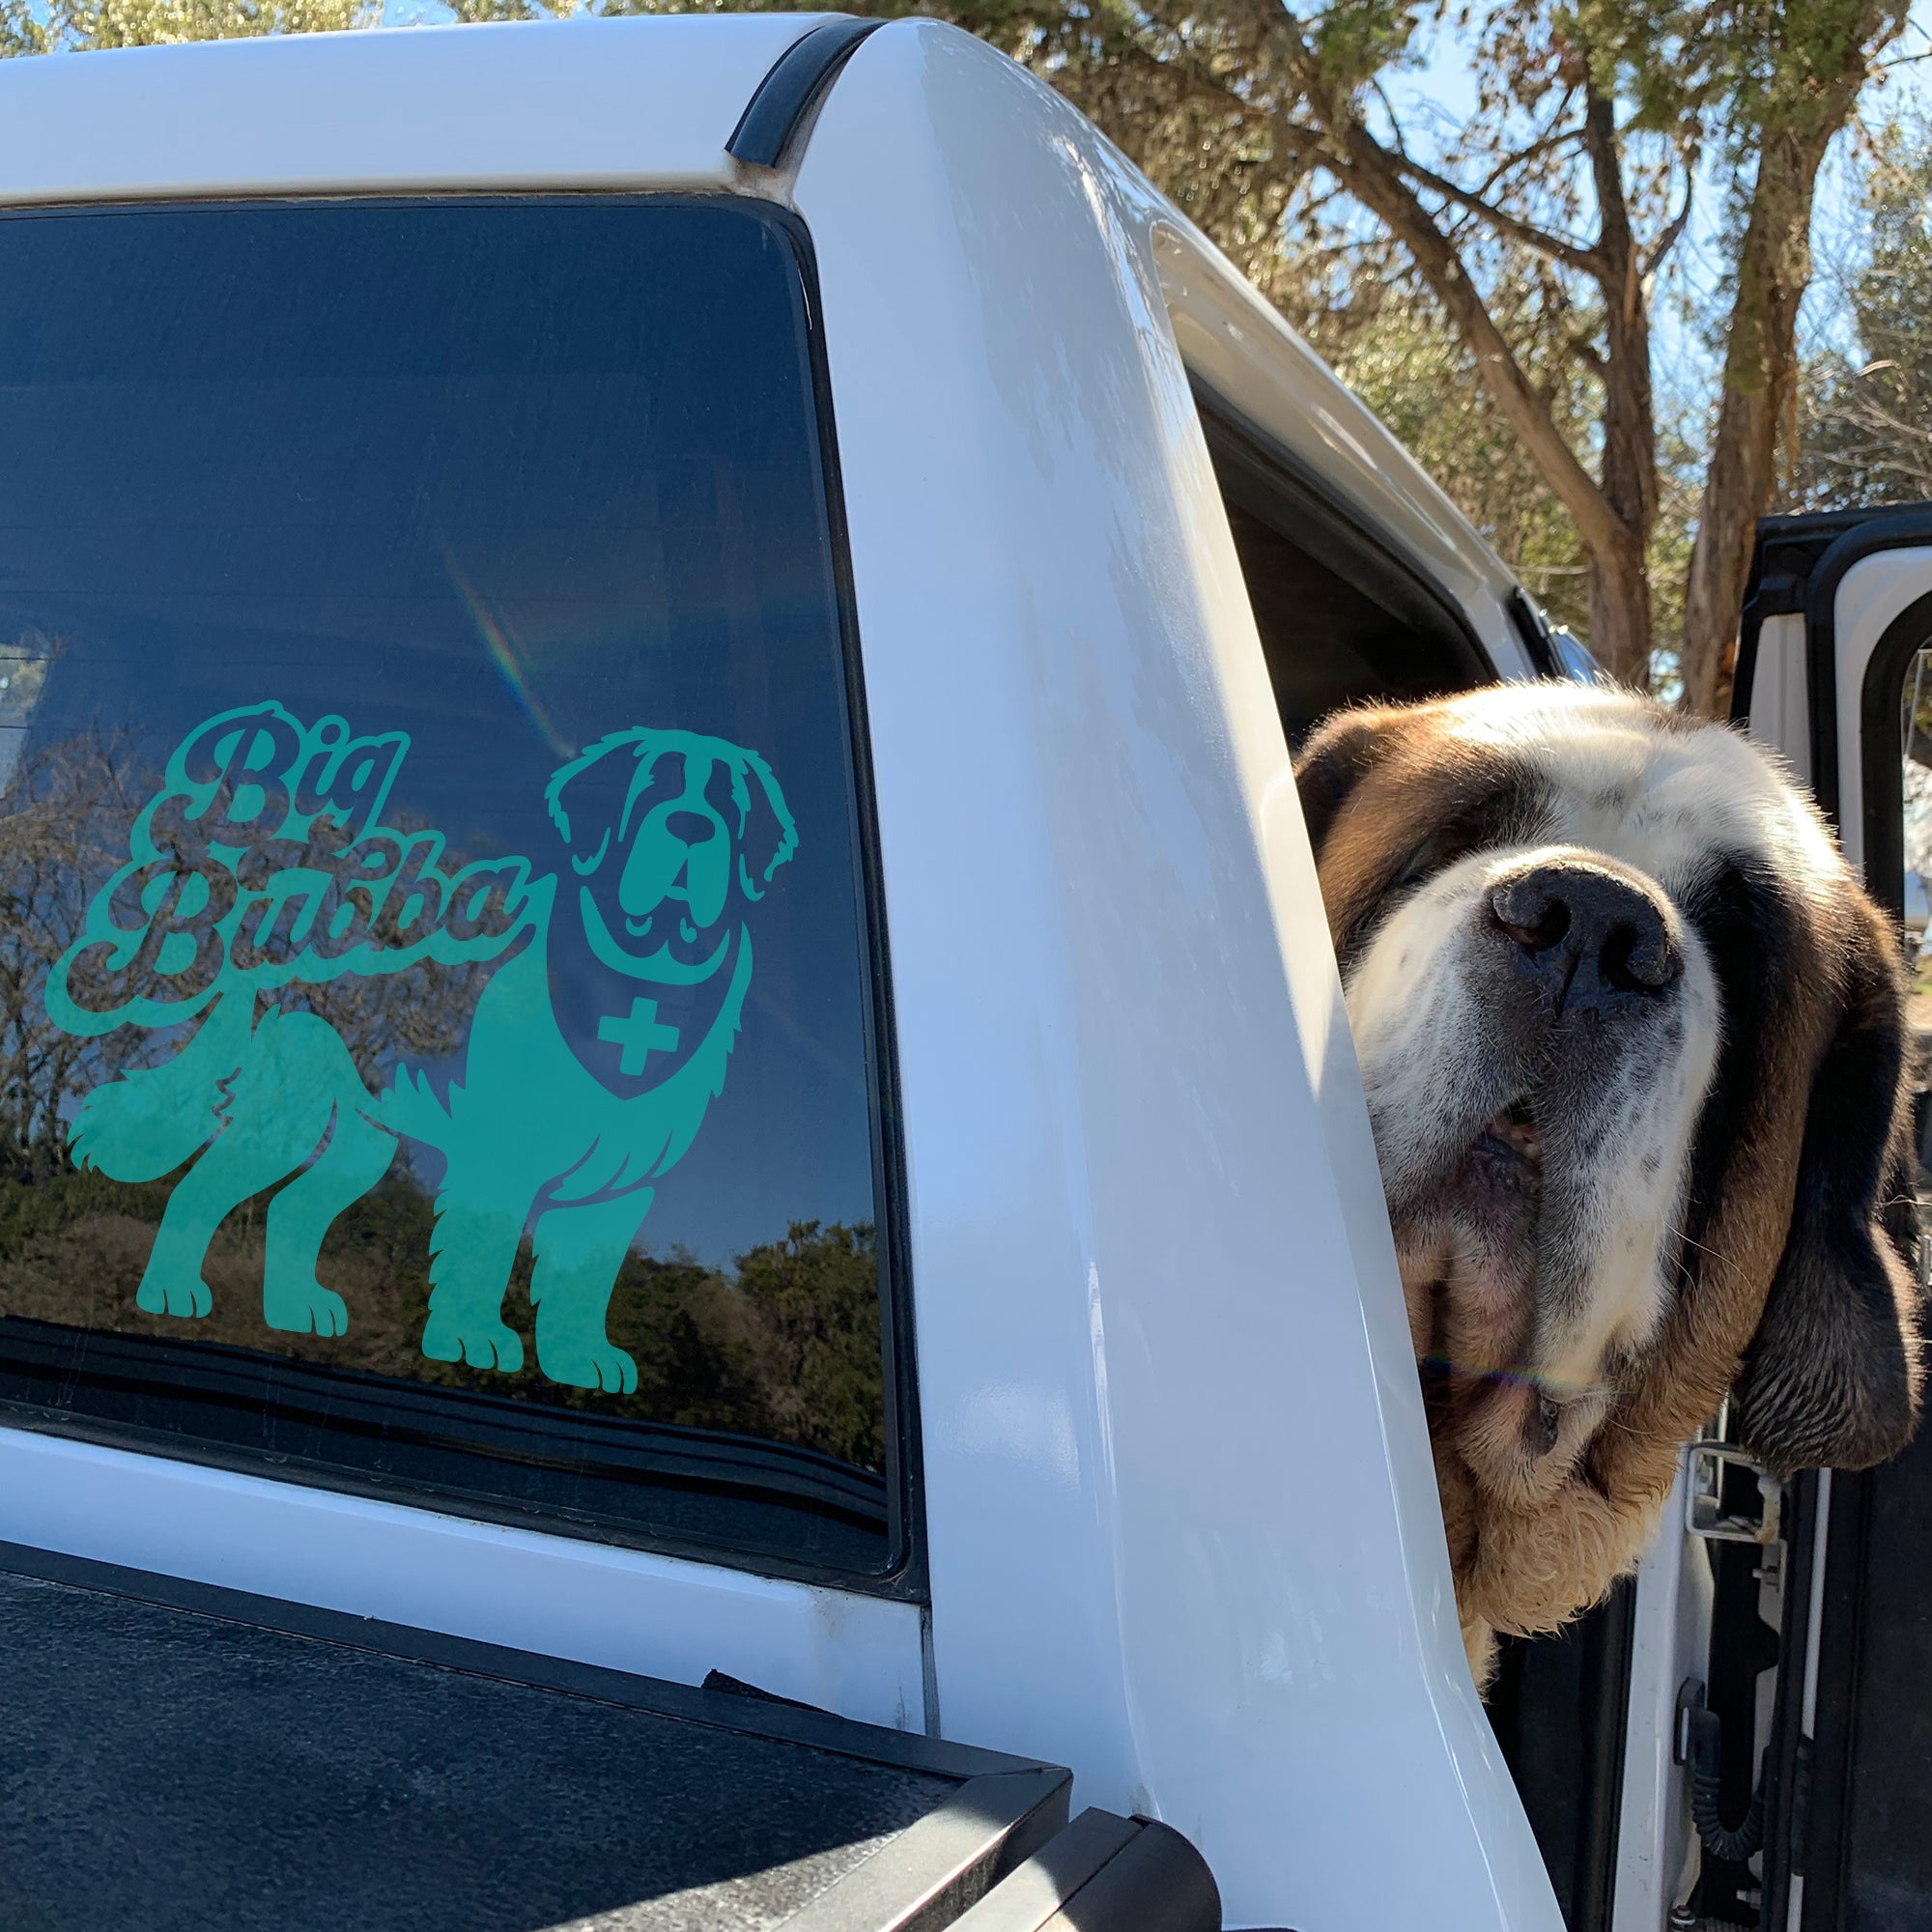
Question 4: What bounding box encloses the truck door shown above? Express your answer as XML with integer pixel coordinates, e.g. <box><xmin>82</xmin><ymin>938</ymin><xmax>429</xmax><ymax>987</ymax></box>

<box><xmin>1729</xmin><ymin>504</ymin><xmax>1932</xmax><ymax>1930</ymax></box>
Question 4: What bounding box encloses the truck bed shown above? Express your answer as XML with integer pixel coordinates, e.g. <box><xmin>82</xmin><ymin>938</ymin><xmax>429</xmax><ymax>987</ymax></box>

<box><xmin>0</xmin><ymin>1543</ymin><xmax>1215</xmax><ymax>1932</ymax></box>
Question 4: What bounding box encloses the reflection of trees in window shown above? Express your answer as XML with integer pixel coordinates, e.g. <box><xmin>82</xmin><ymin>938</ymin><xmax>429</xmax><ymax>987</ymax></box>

<box><xmin>0</xmin><ymin>730</ymin><xmax>169</xmax><ymax>1181</ymax></box>
<box><xmin>0</xmin><ymin>730</ymin><xmax>486</xmax><ymax>1179</ymax></box>
<box><xmin>0</xmin><ymin>1160</ymin><xmax>884</xmax><ymax>1469</ymax></box>
<box><xmin>0</xmin><ymin>731</ymin><xmax>885</xmax><ymax>1472</ymax></box>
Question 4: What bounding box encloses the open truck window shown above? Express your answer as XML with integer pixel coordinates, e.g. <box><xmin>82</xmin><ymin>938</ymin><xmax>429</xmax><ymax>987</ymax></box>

<box><xmin>0</xmin><ymin>196</ymin><xmax>914</xmax><ymax>1590</ymax></box>
<box><xmin>1190</xmin><ymin>390</ymin><xmax>1496</xmax><ymax>744</ymax></box>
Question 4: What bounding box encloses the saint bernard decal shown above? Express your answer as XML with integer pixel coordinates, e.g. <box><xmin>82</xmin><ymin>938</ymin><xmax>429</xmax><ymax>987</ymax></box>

<box><xmin>45</xmin><ymin>701</ymin><xmax>798</xmax><ymax>1393</ymax></box>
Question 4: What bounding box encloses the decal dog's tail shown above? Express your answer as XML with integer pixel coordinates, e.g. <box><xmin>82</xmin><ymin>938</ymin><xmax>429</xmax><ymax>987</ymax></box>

<box><xmin>378</xmin><ymin>1063</ymin><xmax>455</xmax><ymax>1151</ymax></box>
<box><xmin>70</xmin><ymin>993</ymin><xmax>254</xmax><ymax>1182</ymax></box>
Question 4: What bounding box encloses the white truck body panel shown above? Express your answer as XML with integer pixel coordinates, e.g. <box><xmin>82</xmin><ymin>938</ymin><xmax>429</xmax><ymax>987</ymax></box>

<box><xmin>799</xmin><ymin>24</ymin><xmax>1552</xmax><ymax>1928</ymax></box>
<box><xmin>0</xmin><ymin>17</ymin><xmax>1564</xmax><ymax>1927</ymax></box>
<box><xmin>0</xmin><ymin>1425</ymin><xmax>928</xmax><ymax>1729</ymax></box>
<box><xmin>1830</xmin><ymin>547</ymin><xmax>1932</xmax><ymax>872</ymax></box>
<box><xmin>0</xmin><ymin>15</ymin><xmax>821</xmax><ymax>200</ymax></box>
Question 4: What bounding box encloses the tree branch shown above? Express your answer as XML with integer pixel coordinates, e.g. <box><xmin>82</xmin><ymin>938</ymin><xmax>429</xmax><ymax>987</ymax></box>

<box><xmin>1469</xmin><ymin>116</ymin><xmax>1585</xmax><ymax>206</ymax></box>
<box><xmin>1333</xmin><ymin>128</ymin><xmax>1634</xmax><ymax>570</ymax></box>
<box><xmin>1641</xmin><ymin>168</ymin><xmax>1695</xmax><ymax>281</ymax></box>
<box><xmin>1389</xmin><ymin>149</ymin><xmax>1604</xmax><ymax>277</ymax></box>
<box><xmin>1228</xmin><ymin>0</ymin><xmax>1632</xmax><ymax>577</ymax></box>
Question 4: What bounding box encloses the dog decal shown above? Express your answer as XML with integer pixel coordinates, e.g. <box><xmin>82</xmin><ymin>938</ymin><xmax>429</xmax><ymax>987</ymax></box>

<box><xmin>44</xmin><ymin>700</ymin><xmax>798</xmax><ymax>1392</ymax></box>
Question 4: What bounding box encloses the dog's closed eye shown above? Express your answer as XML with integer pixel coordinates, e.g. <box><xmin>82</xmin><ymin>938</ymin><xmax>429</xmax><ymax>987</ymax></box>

<box><xmin>1392</xmin><ymin>833</ymin><xmax>1452</xmax><ymax>894</ymax></box>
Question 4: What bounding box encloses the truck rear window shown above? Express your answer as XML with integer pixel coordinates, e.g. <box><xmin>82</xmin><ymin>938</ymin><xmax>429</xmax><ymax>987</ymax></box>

<box><xmin>0</xmin><ymin>197</ymin><xmax>910</xmax><ymax>1586</ymax></box>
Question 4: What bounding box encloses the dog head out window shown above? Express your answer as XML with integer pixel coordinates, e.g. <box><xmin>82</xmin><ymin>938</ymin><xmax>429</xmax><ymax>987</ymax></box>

<box><xmin>0</xmin><ymin>198</ymin><xmax>909</xmax><ymax>1586</ymax></box>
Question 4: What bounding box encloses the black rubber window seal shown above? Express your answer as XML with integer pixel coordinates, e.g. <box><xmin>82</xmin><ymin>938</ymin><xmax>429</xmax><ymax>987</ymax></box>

<box><xmin>728</xmin><ymin>16</ymin><xmax>883</xmax><ymax>170</ymax></box>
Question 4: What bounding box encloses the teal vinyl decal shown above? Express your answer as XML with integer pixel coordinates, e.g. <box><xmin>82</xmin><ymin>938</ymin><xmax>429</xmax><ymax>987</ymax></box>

<box><xmin>44</xmin><ymin>702</ymin><xmax>798</xmax><ymax>1391</ymax></box>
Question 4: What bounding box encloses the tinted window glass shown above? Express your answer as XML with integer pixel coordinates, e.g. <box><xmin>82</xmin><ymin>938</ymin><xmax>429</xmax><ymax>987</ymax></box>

<box><xmin>0</xmin><ymin>198</ymin><xmax>905</xmax><ymax>1582</ymax></box>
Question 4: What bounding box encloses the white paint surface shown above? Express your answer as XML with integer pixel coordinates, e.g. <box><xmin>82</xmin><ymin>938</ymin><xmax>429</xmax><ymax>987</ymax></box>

<box><xmin>800</xmin><ymin>23</ymin><xmax>1557</xmax><ymax>1928</ymax></box>
<box><xmin>0</xmin><ymin>1428</ymin><xmax>926</xmax><ymax>1728</ymax></box>
<box><xmin>0</xmin><ymin>19</ymin><xmax>1563</xmax><ymax>1924</ymax></box>
<box><xmin>0</xmin><ymin>15</ymin><xmax>822</xmax><ymax>202</ymax></box>
<box><xmin>1833</xmin><ymin>546</ymin><xmax>1932</xmax><ymax>872</ymax></box>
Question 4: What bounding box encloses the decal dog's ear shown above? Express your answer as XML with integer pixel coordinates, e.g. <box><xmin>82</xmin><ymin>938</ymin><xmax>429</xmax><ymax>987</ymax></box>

<box><xmin>1293</xmin><ymin>703</ymin><xmax>1398</xmax><ymax>858</ymax></box>
<box><xmin>1736</xmin><ymin>910</ymin><xmax>1926</xmax><ymax>1474</ymax></box>
<box><xmin>545</xmin><ymin>734</ymin><xmax>639</xmax><ymax>878</ymax></box>
<box><xmin>732</xmin><ymin>748</ymin><xmax>798</xmax><ymax>900</ymax></box>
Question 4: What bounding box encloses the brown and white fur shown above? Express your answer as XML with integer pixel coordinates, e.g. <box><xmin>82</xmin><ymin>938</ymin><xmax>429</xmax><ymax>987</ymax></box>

<box><xmin>1296</xmin><ymin>681</ymin><xmax>1925</xmax><ymax>1686</ymax></box>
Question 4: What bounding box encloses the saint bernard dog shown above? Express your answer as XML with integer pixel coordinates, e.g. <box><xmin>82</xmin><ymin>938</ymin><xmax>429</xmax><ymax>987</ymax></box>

<box><xmin>1295</xmin><ymin>680</ymin><xmax>1925</xmax><ymax>1684</ymax></box>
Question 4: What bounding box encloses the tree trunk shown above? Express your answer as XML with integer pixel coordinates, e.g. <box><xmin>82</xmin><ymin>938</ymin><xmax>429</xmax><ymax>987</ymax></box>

<box><xmin>1583</xmin><ymin>82</ymin><xmax>1658</xmax><ymax>693</ymax></box>
<box><xmin>1681</xmin><ymin>6</ymin><xmax>1904</xmax><ymax>718</ymax></box>
<box><xmin>1680</xmin><ymin>133</ymin><xmax>1831</xmax><ymax>717</ymax></box>
<box><xmin>1586</xmin><ymin>544</ymin><xmax>1654</xmax><ymax>689</ymax></box>
<box><xmin>1321</xmin><ymin>122</ymin><xmax>1654</xmax><ymax>684</ymax></box>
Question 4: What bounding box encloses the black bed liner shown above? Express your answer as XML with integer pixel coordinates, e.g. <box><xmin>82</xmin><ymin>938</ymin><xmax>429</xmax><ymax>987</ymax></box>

<box><xmin>0</xmin><ymin>1542</ymin><xmax>1217</xmax><ymax>1932</ymax></box>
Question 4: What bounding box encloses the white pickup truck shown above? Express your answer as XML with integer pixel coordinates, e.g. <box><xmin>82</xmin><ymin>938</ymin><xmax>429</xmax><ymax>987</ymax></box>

<box><xmin>0</xmin><ymin>16</ymin><xmax>1927</xmax><ymax>1932</ymax></box>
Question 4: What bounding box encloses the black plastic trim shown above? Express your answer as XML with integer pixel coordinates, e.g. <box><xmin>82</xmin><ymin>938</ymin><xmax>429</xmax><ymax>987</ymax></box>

<box><xmin>1508</xmin><ymin>588</ymin><xmax>1562</xmax><ymax>678</ymax></box>
<box><xmin>727</xmin><ymin>16</ymin><xmax>883</xmax><ymax>170</ymax></box>
<box><xmin>1575</xmin><ymin>1578</ymin><xmax>1636</xmax><ymax>1932</ymax></box>
<box><xmin>949</xmin><ymin>1810</ymin><xmax>1140</xmax><ymax>1932</ymax></box>
<box><xmin>1761</xmin><ymin>1471</ymin><xmax>1829</xmax><ymax>1930</ymax></box>
<box><xmin>952</xmin><ymin>1810</ymin><xmax>1221</xmax><ymax>1932</ymax></box>
<box><xmin>779</xmin><ymin>1768</ymin><xmax>1074</xmax><ymax>1932</ymax></box>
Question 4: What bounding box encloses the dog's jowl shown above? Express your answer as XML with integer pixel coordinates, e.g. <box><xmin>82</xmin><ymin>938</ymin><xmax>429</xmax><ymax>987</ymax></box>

<box><xmin>45</xmin><ymin>700</ymin><xmax>797</xmax><ymax>1396</ymax></box>
<box><xmin>1296</xmin><ymin>680</ymin><xmax>1925</xmax><ymax>1684</ymax></box>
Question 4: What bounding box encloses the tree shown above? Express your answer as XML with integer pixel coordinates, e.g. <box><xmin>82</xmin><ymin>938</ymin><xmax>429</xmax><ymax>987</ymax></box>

<box><xmin>0</xmin><ymin>722</ymin><xmax>488</xmax><ymax>1179</ymax></box>
<box><xmin>2</xmin><ymin>0</ymin><xmax>1907</xmax><ymax>712</ymax></box>
<box><xmin>0</xmin><ymin>730</ymin><xmax>166</xmax><ymax>1179</ymax></box>
<box><xmin>1794</xmin><ymin>114</ymin><xmax>1932</xmax><ymax>511</ymax></box>
<box><xmin>1003</xmin><ymin>0</ymin><xmax>1905</xmax><ymax>710</ymax></box>
<box><xmin>449</xmin><ymin>0</ymin><xmax>1900</xmax><ymax>711</ymax></box>
<box><xmin>0</xmin><ymin>0</ymin><xmax>367</xmax><ymax>52</ymax></box>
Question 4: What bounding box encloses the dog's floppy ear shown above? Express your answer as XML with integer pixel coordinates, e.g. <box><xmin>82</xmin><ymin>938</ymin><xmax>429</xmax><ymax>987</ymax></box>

<box><xmin>1736</xmin><ymin>909</ymin><xmax>1925</xmax><ymax>1474</ymax></box>
<box><xmin>545</xmin><ymin>733</ymin><xmax>646</xmax><ymax>877</ymax></box>
<box><xmin>732</xmin><ymin>748</ymin><xmax>798</xmax><ymax>901</ymax></box>
<box><xmin>1293</xmin><ymin>704</ymin><xmax>1399</xmax><ymax>858</ymax></box>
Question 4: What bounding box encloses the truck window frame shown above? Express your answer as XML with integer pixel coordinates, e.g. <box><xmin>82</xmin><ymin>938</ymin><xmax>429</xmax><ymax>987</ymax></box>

<box><xmin>1187</xmin><ymin>379</ymin><xmax>1499</xmax><ymax>744</ymax></box>
<box><xmin>0</xmin><ymin>191</ymin><xmax>928</xmax><ymax>1606</ymax></box>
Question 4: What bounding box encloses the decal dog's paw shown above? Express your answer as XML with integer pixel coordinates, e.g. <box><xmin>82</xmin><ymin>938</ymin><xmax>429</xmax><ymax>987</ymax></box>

<box><xmin>536</xmin><ymin>1334</ymin><xmax>639</xmax><ymax>1395</ymax></box>
<box><xmin>135</xmin><ymin>1271</ymin><xmax>212</xmax><ymax>1319</ymax></box>
<box><xmin>421</xmin><ymin>1308</ymin><xmax>526</xmax><ymax>1375</ymax></box>
<box><xmin>263</xmin><ymin>1278</ymin><xmax>349</xmax><ymax>1338</ymax></box>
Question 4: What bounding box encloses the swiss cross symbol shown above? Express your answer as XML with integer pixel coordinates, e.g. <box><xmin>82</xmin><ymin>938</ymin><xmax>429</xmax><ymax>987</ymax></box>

<box><xmin>597</xmin><ymin>996</ymin><xmax>681</xmax><ymax>1076</ymax></box>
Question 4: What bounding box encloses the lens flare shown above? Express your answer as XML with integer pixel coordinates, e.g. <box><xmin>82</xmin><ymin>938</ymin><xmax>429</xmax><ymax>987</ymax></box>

<box><xmin>443</xmin><ymin>549</ymin><xmax>574</xmax><ymax>762</ymax></box>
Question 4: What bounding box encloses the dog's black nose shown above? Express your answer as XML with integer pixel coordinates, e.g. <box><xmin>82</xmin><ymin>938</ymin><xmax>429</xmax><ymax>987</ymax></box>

<box><xmin>665</xmin><ymin>810</ymin><xmax>714</xmax><ymax>846</ymax></box>
<box><xmin>1490</xmin><ymin>861</ymin><xmax>1679</xmax><ymax>1013</ymax></box>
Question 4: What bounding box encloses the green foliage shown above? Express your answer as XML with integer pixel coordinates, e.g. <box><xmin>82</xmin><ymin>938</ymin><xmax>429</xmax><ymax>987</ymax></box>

<box><xmin>1793</xmin><ymin>115</ymin><xmax>1932</xmax><ymax>511</ymax></box>
<box><xmin>0</xmin><ymin>0</ymin><xmax>373</xmax><ymax>52</ymax></box>
<box><xmin>736</xmin><ymin>1221</ymin><xmax>887</xmax><ymax>1471</ymax></box>
<box><xmin>0</xmin><ymin>0</ymin><xmax>1900</xmax><ymax>691</ymax></box>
